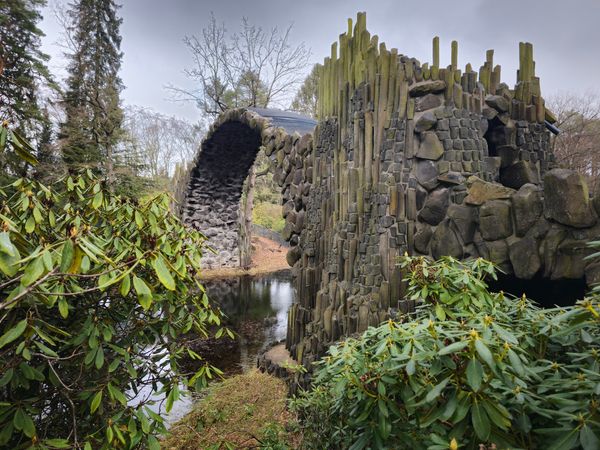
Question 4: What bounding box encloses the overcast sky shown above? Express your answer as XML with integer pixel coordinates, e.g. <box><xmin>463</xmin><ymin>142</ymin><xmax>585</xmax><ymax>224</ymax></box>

<box><xmin>40</xmin><ymin>0</ymin><xmax>600</xmax><ymax>123</ymax></box>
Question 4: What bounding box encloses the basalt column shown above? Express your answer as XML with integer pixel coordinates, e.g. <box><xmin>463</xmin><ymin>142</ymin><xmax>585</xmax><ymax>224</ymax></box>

<box><xmin>285</xmin><ymin>12</ymin><xmax>599</xmax><ymax>380</ymax></box>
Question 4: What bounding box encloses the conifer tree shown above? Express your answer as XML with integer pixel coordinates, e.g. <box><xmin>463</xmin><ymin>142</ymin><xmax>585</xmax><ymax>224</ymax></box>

<box><xmin>0</xmin><ymin>0</ymin><xmax>53</xmax><ymax>180</ymax></box>
<box><xmin>59</xmin><ymin>0</ymin><xmax>124</xmax><ymax>184</ymax></box>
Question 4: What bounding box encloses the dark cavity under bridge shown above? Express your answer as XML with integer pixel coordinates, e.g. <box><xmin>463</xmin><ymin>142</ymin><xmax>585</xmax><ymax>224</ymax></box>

<box><xmin>175</xmin><ymin>12</ymin><xmax>600</xmax><ymax>375</ymax></box>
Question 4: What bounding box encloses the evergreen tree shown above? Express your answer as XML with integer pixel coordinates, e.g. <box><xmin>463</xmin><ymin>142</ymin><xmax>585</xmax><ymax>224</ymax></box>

<box><xmin>59</xmin><ymin>0</ymin><xmax>124</xmax><ymax>184</ymax></box>
<box><xmin>0</xmin><ymin>0</ymin><xmax>51</xmax><ymax>132</ymax></box>
<box><xmin>0</xmin><ymin>0</ymin><xmax>53</xmax><ymax>180</ymax></box>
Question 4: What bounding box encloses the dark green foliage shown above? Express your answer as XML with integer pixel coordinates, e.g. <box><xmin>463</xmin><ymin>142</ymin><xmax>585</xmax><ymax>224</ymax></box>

<box><xmin>59</xmin><ymin>0</ymin><xmax>125</xmax><ymax>180</ymax></box>
<box><xmin>293</xmin><ymin>256</ymin><xmax>600</xmax><ymax>450</ymax></box>
<box><xmin>0</xmin><ymin>0</ymin><xmax>54</xmax><ymax>181</ymax></box>
<box><xmin>0</xmin><ymin>156</ymin><xmax>226</xmax><ymax>448</ymax></box>
<box><xmin>0</xmin><ymin>0</ymin><xmax>51</xmax><ymax>130</ymax></box>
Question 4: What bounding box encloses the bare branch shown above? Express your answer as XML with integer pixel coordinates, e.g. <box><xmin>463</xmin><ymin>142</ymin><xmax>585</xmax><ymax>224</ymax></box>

<box><xmin>172</xmin><ymin>14</ymin><xmax>311</xmax><ymax>119</ymax></box>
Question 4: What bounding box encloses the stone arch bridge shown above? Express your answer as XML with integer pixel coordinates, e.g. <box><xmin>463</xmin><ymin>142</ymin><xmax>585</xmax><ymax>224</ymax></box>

<box><xmin>175</xmin><ymin>13</ymin><xmax>600</xmax><ymax>372</ymax></box>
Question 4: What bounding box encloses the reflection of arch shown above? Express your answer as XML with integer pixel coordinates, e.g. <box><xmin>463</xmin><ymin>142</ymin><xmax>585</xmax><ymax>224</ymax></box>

<box><xmin>176</xmin><ymin>108</ymin><xmax>316</xmax><ymax>268</ymax></box>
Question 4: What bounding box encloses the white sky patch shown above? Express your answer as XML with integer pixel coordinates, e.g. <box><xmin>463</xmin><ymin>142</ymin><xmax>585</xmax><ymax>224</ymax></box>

<box><xmin>40</xmin><ymin>0</ymin><xmax>600</xmax><ymax>122</ymax></box>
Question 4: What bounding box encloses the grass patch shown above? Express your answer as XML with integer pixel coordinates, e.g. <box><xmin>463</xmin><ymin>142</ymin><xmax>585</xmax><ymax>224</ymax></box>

<box><xmin>253</xmin><ymin>202</ymin><xmax>285</xmax><ymax>233</ymax></box>
<box><xmin>162</xmin><ymin>370</ymin><xmax>298</xmax><ymax>449</ymax></box>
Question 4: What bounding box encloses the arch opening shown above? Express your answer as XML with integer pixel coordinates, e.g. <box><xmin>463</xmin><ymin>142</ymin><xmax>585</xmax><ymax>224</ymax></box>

<box><xmin>183</xmin><ymin>121</ymin><xmax>262</xmax><ymax>269</ymax></box>
<box><xmin>180</xmin><ymin>108</ymin><xmax>316</xmax><ymax>269</ymax></box>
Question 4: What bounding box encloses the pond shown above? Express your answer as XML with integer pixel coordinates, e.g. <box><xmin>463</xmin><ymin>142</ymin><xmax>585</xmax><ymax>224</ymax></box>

<box><xmin>152</xmin><ymin>270</ymin><xmax>295</xmax><ymax>425</ymax></box>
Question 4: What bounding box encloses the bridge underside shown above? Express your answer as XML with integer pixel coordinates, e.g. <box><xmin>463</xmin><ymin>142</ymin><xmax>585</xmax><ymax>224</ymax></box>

<box><xmin>183</xmin><ymin>121</ymin><xmax>262</xmax><ymax>268</ymax></box>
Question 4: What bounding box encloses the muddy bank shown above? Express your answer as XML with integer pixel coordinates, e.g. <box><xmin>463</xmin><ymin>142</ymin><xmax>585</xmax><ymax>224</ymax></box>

<box><xmin>200</xmin><ymin>235</ymin><xmax>289</xmax><ymax>280</ymax></box>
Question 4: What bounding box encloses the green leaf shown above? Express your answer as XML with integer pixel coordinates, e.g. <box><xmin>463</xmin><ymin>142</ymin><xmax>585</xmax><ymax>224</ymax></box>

<box><xmin>466</xmin><ymin>358</ymin><xmax>484</xmax><ymax>392</ymax></box>
<box><xmin>134</xmin><ymin>211</ymin><xmax>144</xmax><ymax>228</ymax></box>
<box><xmin>0</xmin><ymin>248</ymin><xmax>19</xmax><ymax>277</ymax></box>
<box><xmin>148</xmin><ymin>435</ymin><xmax>160</xmax><ymax>450</ymax></box>
<box><xmin>33</xmin><ymin>206</ymin><xmax>42</xmax><ymax>224</ymax></box>
<box><xmin>435</xmin><ymin>303</ymin><xmax>446</xmax><ymax>321</ymax></box>
<box><xmin>471</xmin><ymin>401</ymin><xmax>490</xmax><ymax>441</ymax></box>
<box><xmin>425</xmin><ymin>377</ymin><xmax>450</xmax><ymax>403</ymax></box>
<box><xmin>133</xmin><ymin>276</ymin><xmax>153</xmax><ymax>310</ymax></box>
<box><xmin>548</xmin><ymin>429</ymin><xmax>579</xmax><ymax>450</ymax></box>
<box><xmin>60</xmin><ymin>240</ymin><xmax>75</xmax><ymax>273</ymax></box>
<box><xmin>120</xmin><ymin>273</ymin><xmax>131</xmax><ymax>296</ymax></box>
<box><xmin>11</xmin><ymin>130</ymin><xmax>39</xmax><ymax>165</ymax></box>
<box><xmin>25</xmin><ymin>215</ymin><xmax>36</xmax><ymax>233</ymax></box>
<box><xmin>153</xmin><ymin>256</ymin><xmax>175</xmax><ymax>291</ymax></box>
<box><xmin>492</xmin><ymin>323</ymin><xmax>518</xmax><ymax>345</ymax></box>
<box><xmin>107</xmin><ymin>383</ymin><xmax>127</xmax><ymax>406</ymax></box>
<box><xmin>507</xmin><ymin>348</ymin><xmax>525</xmax><ymax>377</ymax></box>
<box><xmin>138</xmin><ymin>411</ymin><xmax>150</xmax><ymax>433</ymax></box>
<box><xmin>14</xmin><ymin>408</ymin><xmax>36</xmax><ymax>437</ymax></box>
<box><xmin>0</xmin><ymin>126</ymin><xmax>6</xmax><ymax>152</ymax></box>
<box><xmin>95</xmin><ymin>346</ymin><xmax>104</xmax><ymax>369</ymax></box>
<box><xmin>439</xmin><ymin>340</ymin><xmax>468</xmax><ymax>356</ymax></box>
<box><xmin>481</xmin><ymin>400</ymin><xmax>511</xmax><ymax>431</ymax></box>
<box><xmin>58</xmin><ymin>297</ymin><xmax>69</xmax><ymax>319</ymax></box>
<box><xmin>348</xmin><ymin>432</ymin><xmax>370</xmax><ymax>450</ymax></box>
<box><xmin>0</xmin><ymin>232</ymin><xmax>17</xmax><ymax>256</ymax></box>
<box><xmin>92</xmin><ymin>191</ymin><xmax>103</xmax><ymax>209</ymax></box>
<box><xmin>475</xmin><ymin>339</ymin><xmax>495</xmax><ymax>369</ymax></box>
<box><xmin>406</xmin><ymin>358</ymin><xmax>416</xmax><ymax>376</ymax></box>
<box><xmin>21</xmin><ymin>257</ymin><xmax>45</xmax><ymax>286</ymax></box>
<box><xmin>45</xmin><ymin>439</ymin><xmax>72</xmax><ymax>449</ymax></box>
<box><xmin>34</xmin><ymin>340</ymin><xmax>59</xmax><ymax>358</ymax></box>
<box><xmin>165</xmin><ymin>388</ymin><xmax>175</xmax><ymax>413</ymax></box>
<box><xmin>581</xmin><ymin>425</ymin><xmax>600</xmax><ymax>450</ymax></box>
<box><xmin>0</xmin><ymin>319</ymin><xmax>28</xmax><ymax>348</ymax></box>
<box><xmin>0</xmin><ymin>368</ymin><xmax>14</xmax><ymax>387</ymax></box>
<box><xmin>90</xmin><ymin>390</ymin><xmax>103</xmax><ymax>414</ymax></box>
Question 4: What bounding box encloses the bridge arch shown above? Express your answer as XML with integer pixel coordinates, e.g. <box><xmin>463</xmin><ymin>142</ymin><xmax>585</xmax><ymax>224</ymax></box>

<box><xmin>176</xmin><ymin>108</ymin><xmax>316</xmax><ymax>268</ymax></box>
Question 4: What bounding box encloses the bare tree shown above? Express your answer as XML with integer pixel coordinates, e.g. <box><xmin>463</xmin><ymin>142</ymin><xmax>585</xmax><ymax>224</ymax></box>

<box><xmin>169</xmin><ymin>13</ymin><xmax>311</xmax><ymax>118</ymax></box>
<box><xmin>547</xmin><ymin>92</ymin><xmax>600</xmax><ymax>192</ymax></box>
<box><xmin>123</xmin><ymin>106</ymin><xmax>204</xmax><ymax>178</ymax></box>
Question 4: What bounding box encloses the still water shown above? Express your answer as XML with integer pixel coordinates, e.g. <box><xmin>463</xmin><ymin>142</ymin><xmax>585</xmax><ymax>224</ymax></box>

<box><xmin>155</xmin><ymin>270</ymin><xmax>295</xmax><ymax>425</ymax></box>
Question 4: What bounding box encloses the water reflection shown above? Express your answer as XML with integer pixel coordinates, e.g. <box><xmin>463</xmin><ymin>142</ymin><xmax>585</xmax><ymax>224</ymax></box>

<box><xmin>203</xmin><ymin>270</ymin><xmax>294</xmax><ymax>373</ymax></box>
<box><xmin>152</xmin><ymin>270</ymin><xmax>294</xmax><ymax>426</ymax></box>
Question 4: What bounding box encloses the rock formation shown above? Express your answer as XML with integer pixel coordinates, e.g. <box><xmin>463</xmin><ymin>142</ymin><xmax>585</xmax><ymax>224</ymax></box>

<box><xmin>175</xmin><ymin>13</ymin><xmax>600</xmax><ymax>381</ymax></box>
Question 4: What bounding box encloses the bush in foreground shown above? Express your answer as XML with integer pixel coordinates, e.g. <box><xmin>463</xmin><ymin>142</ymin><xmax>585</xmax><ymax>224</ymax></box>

<box><xmin>0</xmin><ymin>169</ymin><xmax>225</xmax><ymax>449</ymax></box>
<box><xmin>293</xmin><ymin>257</ymin><xmax>600</xmax><ymax>450</ymax></box>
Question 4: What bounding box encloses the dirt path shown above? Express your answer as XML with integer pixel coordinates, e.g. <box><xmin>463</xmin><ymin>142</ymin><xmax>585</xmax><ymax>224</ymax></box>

<box><xmin>200</xmin><ymin>235</ymin><xmax>289</xmax><ymax>280</ymax></box>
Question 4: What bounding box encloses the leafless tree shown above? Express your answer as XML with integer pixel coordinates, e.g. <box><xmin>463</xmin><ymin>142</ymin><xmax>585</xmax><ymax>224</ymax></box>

<box><xmin>123</xmin><ymin>106</ymin><xmax>204</xmax><ymax>178</ymax></box>
<box><xmin>547</xmin><ymin>91</ymin><xmax>600</xmax><ymax>192</ymax></box>
<box><xmin>169</xmin><ymin>13</ymin><xmax>311</xmax><ymax>118</ymax></box>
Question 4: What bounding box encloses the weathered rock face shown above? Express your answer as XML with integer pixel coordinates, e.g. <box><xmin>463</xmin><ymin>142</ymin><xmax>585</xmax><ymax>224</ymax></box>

<box><xmin>544</xmin><ymin>169</ymin><xmax>596</xmax><ymax>228</ymax></box>
<box><xmin>500</xmin><ymin>161</ymin><xmax>539</xmax><ymax>189</ymax></box>
<box><xmin>511</xmin><ymin>184</ymin><xmax>543</xmax><ymax>237</ymax></box>
<box><xmin>417</xmin><ymin>188</ymin><xmax>449</xmax><ymax>225</ymax></box>
<box><xmin>479</xmin><ymin>200</ymin><xmax>513</xmax><ymax>240</ymax></box>
<box><xmin>464</xmin><ymin>176</ymin><xmax>515</xmax><ymax>205</ymax></box>
<box><xmin>176</xmin><ymin>14</ymin><xmax>600</xmax><ymax>383</ymax></box>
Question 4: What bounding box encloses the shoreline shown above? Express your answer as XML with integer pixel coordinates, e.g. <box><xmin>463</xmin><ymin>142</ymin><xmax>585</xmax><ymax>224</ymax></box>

<box><xmin>199</xmin><ymin>235</ymin><xmax>290</xmax><ymax>280</ymax></box>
